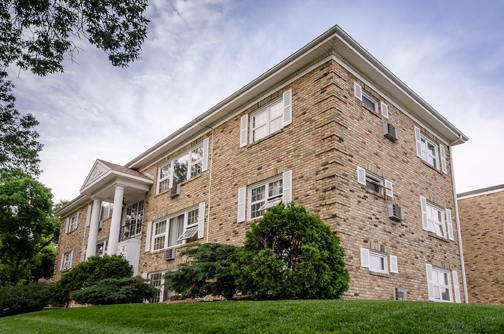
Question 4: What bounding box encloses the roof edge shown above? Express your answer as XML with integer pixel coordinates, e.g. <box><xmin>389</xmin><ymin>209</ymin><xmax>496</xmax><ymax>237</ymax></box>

<box><xmin>458</xmin><ymin>184</ymin><xmax>504</xmax><ymax>199</ymax></box>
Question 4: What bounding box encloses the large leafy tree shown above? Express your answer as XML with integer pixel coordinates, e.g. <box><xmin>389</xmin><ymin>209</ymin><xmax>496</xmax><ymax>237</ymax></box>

<box><xmin>229</xmin><ymin>203</ymin><xmax>350</xmax><ymax>300</ymax></box>
<box><xmin>0</xmin><ymin>169</ymin><xmax>55</xmax><ymax>284</ymax></box>
<box><xmin>0</xmin><ymin>0</ymin><xmax>149</xmax><ymax>175</ymax></box>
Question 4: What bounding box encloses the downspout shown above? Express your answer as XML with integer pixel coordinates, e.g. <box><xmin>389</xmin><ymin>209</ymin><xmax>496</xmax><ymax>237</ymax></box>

<box><xmin>206</xmin><ymin>128</ymin><xmax>214</xmax><ymax>243</ymax></box>
<box><xmin>449</xmin><ymin>135</ymin><xmax>469</xmax><ymax>303</ymax></box>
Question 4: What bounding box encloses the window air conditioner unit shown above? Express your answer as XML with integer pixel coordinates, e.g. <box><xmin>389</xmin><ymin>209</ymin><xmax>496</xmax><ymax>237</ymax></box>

<box><xmin>383</xmin><ymin>123</ymin><xmax>398</xmax><ymax>142</ymax></box>
<box><xmin>394</xmin><ymin>287</ymin><xmax>407</xmax><ymax>301</ymax></box>
<box><xmin>388</xmin><ymin>204</ymin><xmax>404</xmax><ymax>221</ymax></box>
<box><xmin>169</xmin><ymin>182</ymin><xmax>180</xmax><ymax>198</ymax></box>
<box><xmin>164</xmin><ymin>248</ymin><xmax>176</xmax><ymax>261</ymax></box>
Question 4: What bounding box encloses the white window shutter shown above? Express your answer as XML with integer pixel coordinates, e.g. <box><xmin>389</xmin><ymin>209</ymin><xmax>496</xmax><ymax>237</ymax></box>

<box><xmin>66</xmin><ymin>217</ymin><xmax>70</xmax><ymax>233</ymax></box>
<box><xmin>69</xmin><ymin>250</ymin><xmax>74</xmax><ymax>269</ymax></box>
<box><xmin>354</xmin><ymin>82</ymin><xmax>362</xmax><ymax>101</ymax></box>
<box><xmin>381</xmin><ymin>102</ymin><xmax>389</xmax><ymax>119</ymax></box>
<box><xmin>360</xmin><ymin>248</ymin><xmax>370</xmax><ymax>268</ymax></box>
<box><xmin>426</xmin><ymin>264</ymin><xmax>434</xmax><ymax>301</ymax></box>
<box><xmin>452</xmin><ymin>271</ymin><xmax>461</xmax><ymax>303</ymax></box>
<box><xmin>434</xmin><ymin>145</ymin><xmax>440</xmax><ymax>170</ymax></box>
<box><xmin>142</xmin><ymin>272</ymin><xmax>148</xmax><ymax>279</ymax></box>
<box><xmin>86</xmin><ymin>204</ymin><xmax>92</xmax><ymax>227</ymax></box>
<box><xmin>60</xmin><ymin>254</ymin><xmax>64</xmax><ymax>271</ymax></box>
<box><xmin>198</xmin><ymin>202</ymin><xmax>205</xmax><ymax>239</ymax></box>
<box><xmin>76</xmin><ymin>212</ymin><xmax>80</xmax><ymax>228</ymax></box>
<box><xmin>240</xmin><ymin>115</ymin><xmax>248</xmax><ymax>148</ymax></box>
<box><xmin>237</xmin><ymin>187</ymin><xmax>246</xmax><ymax>222</ymax></box>
<box><xmin>414</xmin><ymin>126</ymin><xmax>422</xmax><ymax>159</ymax></box>
<box><xmin>283</xmin><ymin>89</ymin><xmax>292</xmax><ymax>126</ymax></box>
<box><xmin>420</xmin><ymin>196</ymin><xmax>429</xmax><ymax>231</ymax></box>
<box><xmin>446</xmin><ymin>209</ymin><xmax>454</xmax><ymax>240</ymax></box>
<box><xmin>202</xmin><ymin>138</ymin><xmax>210</xmax><ymax>172</ymax></box>
<box><xmin>440</xmin><ymin>145</ymin><xmax>447</xmax><ymax>174</ymax></box>
<box><xmin>145</xmin><ymin>221</ymin><xmax>152</xmax><ymax>252</ymax></box>
<box><xmin>440</xmin><ymin>208</ymin><xmax>447</xmax><ymax>238</ymax></box>
<box><xmin>390</xmin><ymin>255</ymin><xmax>398</xmax><ymax>273</ymax></box>
<box><xmin>385</xmin><ymin>180</ymin><xmax>393</xmax><ymax>198</ymax></box>
<box><xmin>283</xmin><ymin>170</ymin><xmax>293</xmax><ymax>205</ymax></box>
<box><xmin>357</xmin><ymin>166</ymin><xmax>366</xmax><ymax>186</ymax></box>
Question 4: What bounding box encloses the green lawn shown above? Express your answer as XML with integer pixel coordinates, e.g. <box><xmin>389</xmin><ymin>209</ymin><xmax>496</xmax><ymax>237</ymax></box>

<box><xmin>1</xmin><ymin>300</ymin><xmax>503</xmax><ymax>333</ymax></box>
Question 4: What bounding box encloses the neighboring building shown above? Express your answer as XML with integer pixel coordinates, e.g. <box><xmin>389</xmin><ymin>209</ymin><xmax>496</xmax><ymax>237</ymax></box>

<box><xmin>53</xmin><ymin>25</ymin><xmax>469</xmax><ymax>303</ymax></box>
<box><xmin>458</xmin><ymin>185</ymin><xmax>504</xmax><ymax>305</ymax></box>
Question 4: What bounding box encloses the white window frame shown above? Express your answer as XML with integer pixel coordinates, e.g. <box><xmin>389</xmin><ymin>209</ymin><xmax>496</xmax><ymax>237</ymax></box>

<box><xmin>420</xmin><ymin>135</ymin><xmax>439</xmax><ymax>168</ymax></box>
<box><xmin>369</xmin><ymin>250</ymin><xmax>388</xmax><ymax>274</ymax></box>
<box><xmin>362</xmin><ymin>90</ymin><xmax>378</xmax><ymax>113</ymax></box>
<box><xmin>96</xmin><ymin>239</ymin><xmax>109</xmax><ymax>256</ymax></box>
<box><xmin>249</xmin><ymin>97</ymin><xmax>284</xmax><ymax>144</ymax></box>
<box><xmin>67</xmin><ymin>213</ymin><xmax>78</xmax><ymax>233</ymax></box>
<box><xmin>426</xmin><ymin>201</ymin><xmax>446</xmax><ymax>238</ymax></box>
<box><xmin>101</xmin><ymin>203</ymin><xmax>114</xmax><ymax>220</ymax></box>
<box><xmin>151</xmin><ymin>205</ymin><xmax>200</xmax><ymax>252</ymax></box>
<box><xmin>146</xmin><ymin>271</ymin><xmax>180</xmax><ymax>303</ymax></box>
<box><xmin>247</xmin><ymin>175</ymin><xmax>283</xmax><ymax>221</ymax></box>
<box><xmin>156</xmin><ymin>143</ymin><xmax>204</xmax><ymax>194</ymax></box>
<box><xmin>61</xmin><ymin>251</ymin><xmax>73</xmax><ymax>271</ymax></box>
<box><xmin>431</xmin><ymin>267</ymin><xmax>452</xmax><ymax>303</ymax></box>
<box><xmin>124</xmin><ymin>200</ymin><xmax>145</xmax><ymax>237</ymax></box>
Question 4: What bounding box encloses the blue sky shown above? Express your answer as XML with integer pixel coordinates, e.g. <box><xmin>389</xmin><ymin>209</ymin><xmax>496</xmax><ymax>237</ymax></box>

<box><xmin>9</xmin><ymin>0</ymin><xmax>504</xmax><ymax>202</ymax></box>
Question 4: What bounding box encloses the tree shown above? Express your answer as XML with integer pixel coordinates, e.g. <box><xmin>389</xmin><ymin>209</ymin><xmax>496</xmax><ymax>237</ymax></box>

<box><xmin>51</xmin><ymin>254</ymin><xmax>133</xmax><ymax>307</ymax></box>
<box><xmin>229</xmin><ymin>203</ymin><xmax>350</xmax><ymax>300</ymax></box>
<box><xmin>0</xmin><ymin>0</ymin><xmax>149</xmax><ymax>175</ymax></box>
<box><xmin>163</xmin><ymin>243</ymin><xmax>238</xmax><ymax>300</ymax></box>
<box><xmin>0</xmin><ymin>73</ymin><xmax>42</xmax><ymax>176</ymax></box>
<box><xmin>0</xmin><ymin>168</ymin><xmax>55</xmax><ymax>285</ymax></box>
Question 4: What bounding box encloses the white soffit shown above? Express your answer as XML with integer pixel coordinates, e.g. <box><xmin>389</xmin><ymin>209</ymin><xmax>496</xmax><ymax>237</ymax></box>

<box><xmin>126</xmin><ymin>25</ymin><xmax>468</xmax><ymax>171</ymax></box>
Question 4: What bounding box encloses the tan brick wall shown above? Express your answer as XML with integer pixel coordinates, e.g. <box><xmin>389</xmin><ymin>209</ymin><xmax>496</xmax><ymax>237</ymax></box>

<box><xmin>54</xmin><ymin>57</ymin><xmax>465</xmax><ymax>303</ymax></box>
<box><xmin>459</xmin><ymin>191</ymin><xmax>504</xmax><ymax>305</ymax></box>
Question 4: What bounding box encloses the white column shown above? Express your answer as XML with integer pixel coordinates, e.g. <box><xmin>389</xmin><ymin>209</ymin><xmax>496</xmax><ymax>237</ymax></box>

<box><xmin>107</xmin><ymin>184</ymin><xmax>125</xmax><ymax>256</ymax></box>
<box><xmin>86</xmin><ymin>198</ymin><xmax>102</xmax><ymax>259</ymax></box>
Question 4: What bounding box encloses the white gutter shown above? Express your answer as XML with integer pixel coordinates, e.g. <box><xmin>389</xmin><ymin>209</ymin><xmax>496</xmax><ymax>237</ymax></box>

<box><xmin>206</xmin><ymin>128</ymin><xmax>214</xmax><ymax>243</ymax></box>
<box><xmin>449</xmin><ymin>140</ymin><xmax>469</xmax><ymax>303</ymax></box>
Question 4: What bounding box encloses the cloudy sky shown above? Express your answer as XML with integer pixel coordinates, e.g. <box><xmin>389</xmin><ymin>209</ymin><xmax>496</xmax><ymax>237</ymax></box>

<box><xmin>9</xmin><ymin>0</ymin><xmax>504</xmax><ymax>202</ymax></box>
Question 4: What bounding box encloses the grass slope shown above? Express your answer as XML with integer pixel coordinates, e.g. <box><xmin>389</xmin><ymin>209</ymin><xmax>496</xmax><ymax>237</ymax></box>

<box><xmin>1</xmin><ymin>300</ymin><xmax>503</xmax><ymax>334</ymax></box>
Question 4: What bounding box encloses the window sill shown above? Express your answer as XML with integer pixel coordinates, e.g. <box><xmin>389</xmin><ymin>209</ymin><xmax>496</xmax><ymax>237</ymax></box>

<box><xmin>427</xmin><ymin>232</ymin><xmax>450</xmax><ymax>243</ymax></box>
<box><xmin>154</xmin><ymin>173</ymin><xmax>204</xmax><ymax>198</ymax></box>
<box><xmin>246</xmin><ymin>127</ymin><xmax>285</xmax><ymax>149</ymax></box>
<box><xmin>369</xmin><ymin>271</ymin><xmax>390</xmax><ymax>278</ymax></box>
<box><xmin>420</xmin><ymin>160</ymin><xmax>444</xmax><ymax>176</ymax></box>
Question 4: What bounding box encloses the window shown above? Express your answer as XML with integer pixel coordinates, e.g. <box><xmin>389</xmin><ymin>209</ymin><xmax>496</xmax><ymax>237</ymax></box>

<box><xmin>96</xmin><ymin>239</ymin><xmax>109</xmax><ymax>256</ymax></box>
<box><xmin>369</xmin><ymin>251</ymin><xmax>388</xmax><ymax>274</ymax></box>
<box><xmin>156</xmin><ymin>139</ymin><xmax>209</xmax><ymax>194</ymax></box>
<box><xmin>357</xmin><ymin>167</ymin><xmax>394</xmax><ymax>197</ymax></box>
<box><xmin>250</xmin><ymin>98</ymin><xmax>284</xmax><ymax>142</ymax></box>
<box><xmin>101</xmin><ymin>203</ymin><xmax>113</xmax><ymax>220</ymax></box>
<box><xmin>147</xmin><ymin>271</ymin><xmax>179</xmax><ymax>303</ymax></box>
<box><xmin>362</xmin><ymin>91</ymin><xmax>378</xmax><ymax>112</ymax></box>
<box><xmin>124</xmin><ymin>200</ymin><xmax>144</xmax><ymax>237</ymax></box>
<box><xmin>365</xmin><ymin>173</ymin><xmax>383</xmax><ymax>194</ymax></box>
<box><xmin>66</xmin><ymin>213</ymin><xmax>78</xmax><ymax>233</ymax></box>
<box><xmin>421</xmin><ymin>197</ymin><xmax>446</xmax><ymax>238</ymax></box>
<box><xmin>60</xmin><ymin>251</ymin><xmax>73</xmax><ymax>271</ymax></box>
<box><xmin>414</xmin><ymin>127</ymin><xmax>441</xmax><ymax>169</ymax></box>
<box><xmin>150</xmin><ymin>205</ymin><xmax>204</xmax><ymax>252</ymax></box>
<box><xmin>248</xmin><ymin>176</ymin><xmax>283</xmax><ymax>220</ymax></box>
<box><xmin>427</xmin><ymin>264</ymin><xmax>452</xmax><ymax>302</ymax></box>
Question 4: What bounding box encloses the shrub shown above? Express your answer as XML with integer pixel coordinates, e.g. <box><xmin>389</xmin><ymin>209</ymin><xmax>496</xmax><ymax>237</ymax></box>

<box><xmin>70</xmin><ymin>276</ymin><xmax>159</xmax><ymax>305</ymax></box>
<box><xmin>0</xmin><ymin>282</ymin><xmax>52</xmax><ymax>317</ymax></box>
<box><xmin>51</xmin><ymin>254</ymin><xmax>133</xmax><ymax>307</ymax></box>
<box><xmin>229</xmin><ymin>202</ymin><xmax>349</xmax><ymax>300</ymax></box>
<box><xmin>163</xmin><ymin>243</ymin><xmax>238</xmax><ymax>300</ymax></box>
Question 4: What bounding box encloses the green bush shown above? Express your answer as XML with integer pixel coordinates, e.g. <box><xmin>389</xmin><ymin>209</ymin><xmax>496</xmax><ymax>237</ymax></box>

<box><xmin>70</xmin><ymin>276</ymin><xmax>159</xmax><ymax>305</ymax></box>
<box><xmin>51</xmin><ymin>254</ymin><xmax>133</xmax><ymax>307</ymax></box>
<box><xmin>229</xmin><ymin>202</ymin><xmax>349</xmax><ymax>300</ymax></box>
<box><xmin>0</xmin><ymin>282</ymin><xmax>52</xmax><ymax>317</ymax></box>
<box><xmin>163</xmin><ymin>243</ymin><xmax>238</xmax><ymax>300</ymax></box>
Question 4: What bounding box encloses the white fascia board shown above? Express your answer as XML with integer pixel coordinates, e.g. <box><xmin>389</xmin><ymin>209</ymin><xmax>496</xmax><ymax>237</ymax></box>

<box><xmin>53</xmin><ymin>194</ymin><xmax>89</xmax><ymax>217</ymax></box>
<box><xmin>457</xmin><ymin>188</ymin><xmax>504</xmax><ymax>200</ymax></box>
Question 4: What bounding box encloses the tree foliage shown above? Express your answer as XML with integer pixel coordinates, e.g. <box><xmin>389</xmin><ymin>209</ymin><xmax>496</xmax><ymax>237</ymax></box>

<box><xmin>0</xmin><ymin>168</ymin><xmax>55</xmax><ymax>284</ymax></box>
<box><xmin>0</xmin><ymin>282</ymin><xmax>52</xmax><ymax>317</ymax></box>
<box><xmin>51</xmin><ymin>254</ymin><xmax>133</xmax><ymax>307</ymax></box>
<box><xmin>163</xmin><ymin>243</ymin><xmax>238</xmax><ymax>300</ymax></box>
<box><xmin>71</xmin><ymin>276</ymin><xmax>159</xmax><ymax>305</ymax></box>
<box><xmin>229</xmin><ymin>203</ymin><xmax>350</xmax><ymax>300</ymax></box>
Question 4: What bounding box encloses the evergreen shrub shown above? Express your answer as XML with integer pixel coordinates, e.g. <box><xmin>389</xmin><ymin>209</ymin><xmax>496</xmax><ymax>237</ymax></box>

<box><xmin>0</xmin><ymin>282</ymin><xmax>52</xmax><ymax>317</ymax></box>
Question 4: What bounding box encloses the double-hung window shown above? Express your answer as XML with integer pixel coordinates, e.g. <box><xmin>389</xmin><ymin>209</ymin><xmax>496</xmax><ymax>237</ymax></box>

<box><xmin>426</xmin><ymin>264</ymin><xmax>452</xmax><ymax>302</ymax></box>
<box><xmin>414</xmin><ymin>126</ymin><xmax>448</xmax><ymax>173</ymax></box>
<box><xmin>123</xmin><ymin>200</ymin><xmax>144</xmax><ymax>239</ymax></box>
<box><xmin>96</xmin><ymin>239</ymin><xmax>109</xmax><ymax>256</ymax></box>
<box><xmin>101</xmin><ymin>203</ymin><xmax>113</xmax><ymax>220</ymax></box>
<box><xmin>250</xmin><ymin>99</ymin><xmax>284</xmax><ymax>142</ymax></box>
<box><xmin>360</xmin><ymin>248</ymin><xmax>398</xmax><ymax>274</ymax></box>
<box><xmin>420</xmin><ymin>196</ymin><xmax>447</xmax><ymax>238</ymax></box>
<box><xmin>357</xmin><ymin>167</ymin><xmax>393</xmax><ymax>197</ymax></box>
<box><xmin>156</xmin><ymin>139</ymin><xmax>209</xmax><ymax>194</ymax></box>
<box><xmin>146</xmin><ymin>271</ymin><xmax>179</xmax><ymax>303</ymax></box>
<box><xmin>68</xmin><ymin>213</ymin><xmax>78</xmax><ymax>233</ymax></box>
<box><xmin>362</xmin><ymin>91</ymin><xmax>378</xmax><ymax>113</ymax></box>
<box><xmin>248</xmin><ymin>176</ymin><xmax>283</xmax><ymax>220</ymax></box>
<box><xmin>60</xmin><ymin>250</ymin><xmax>73</xmax><ymax>271</ymax></box>
<box><xmin>149</xmin><ymin>204</ymin><xmax>205</xmax><ymax>252</ymax></box>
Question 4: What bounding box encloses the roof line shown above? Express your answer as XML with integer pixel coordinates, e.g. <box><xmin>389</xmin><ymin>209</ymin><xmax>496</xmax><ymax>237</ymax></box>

<box><xmin>458</xmin><ymin>184</ymin><xmax>504</xmax><ymax>199</ymax></box>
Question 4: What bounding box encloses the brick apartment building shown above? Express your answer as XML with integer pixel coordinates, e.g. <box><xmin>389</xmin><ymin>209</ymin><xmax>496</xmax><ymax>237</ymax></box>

<box><xmin>53</xmin><ymin>25</ymin><xmax>469</xmax><ymax>303</ymax></box>
<box><xmin>458</xmin><ymin>185</ymin><xmax>504</xmax><ymax>305</ymax></box>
